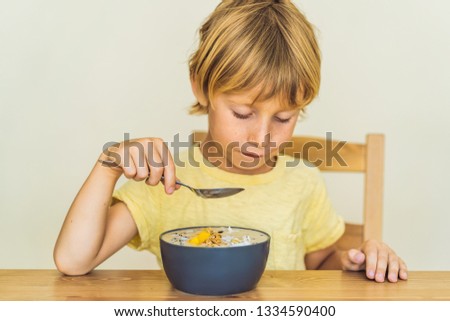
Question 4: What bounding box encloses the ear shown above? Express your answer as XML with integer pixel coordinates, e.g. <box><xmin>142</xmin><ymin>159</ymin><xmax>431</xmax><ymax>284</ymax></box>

<box><xmin>190</xmin><ymin>76</ymin><xmax>208</xmax><ymax>107</ymax></box>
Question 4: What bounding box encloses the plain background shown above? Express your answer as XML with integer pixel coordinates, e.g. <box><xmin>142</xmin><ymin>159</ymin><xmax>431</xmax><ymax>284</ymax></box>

<box><xmin>1</xmin><ymin>0</ymin><xmax>449</xmax><ymax>270</ymax></box>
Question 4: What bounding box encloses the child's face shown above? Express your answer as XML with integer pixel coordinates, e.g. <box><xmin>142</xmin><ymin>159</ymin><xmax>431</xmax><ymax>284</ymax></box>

<box><xmin>202</xmin><ymin>87</ymin><xmax>300</xmax><ymax>175</ymax></box>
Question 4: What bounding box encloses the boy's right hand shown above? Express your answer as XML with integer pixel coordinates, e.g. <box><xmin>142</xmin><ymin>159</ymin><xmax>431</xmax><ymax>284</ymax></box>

<box><xmin>98</xmin><ymin>137</ymin><xmax>179</xmax><ymax>195</ymax></box>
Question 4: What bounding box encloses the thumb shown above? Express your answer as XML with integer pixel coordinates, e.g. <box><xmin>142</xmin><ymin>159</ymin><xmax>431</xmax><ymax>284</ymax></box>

<box><xmin>348</xmin><ymin>248</ymin><xmax>365</xmax><ymax>264</ymax></box>
<box><xmin>341</xmin><ymin>249</ymin><xmax>366</xmax><ymax>271</ymax></box>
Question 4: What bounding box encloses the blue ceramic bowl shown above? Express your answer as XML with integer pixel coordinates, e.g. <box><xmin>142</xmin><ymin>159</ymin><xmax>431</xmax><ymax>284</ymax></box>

<box><xmin>160</xmin><ymin>226</ymin><xmax>270</xmax><ymax>296</ymax></box>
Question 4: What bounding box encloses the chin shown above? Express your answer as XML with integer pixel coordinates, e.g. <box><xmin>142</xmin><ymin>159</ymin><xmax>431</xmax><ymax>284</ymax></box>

<box><xmin>231</xmin><ymin>160</ymin><xmax>271</xmax><ymax>175</ymax></box>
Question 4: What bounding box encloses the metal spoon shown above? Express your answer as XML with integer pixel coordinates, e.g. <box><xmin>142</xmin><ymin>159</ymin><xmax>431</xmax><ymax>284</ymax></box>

<box><xmin>99</xmin><ymin>159</ymin><xmax>244</xmax><ymax>199</ymax></box>
<box><xmin>169</xmin><ymin>178</ymin><xmax>244</xmax><ymax>199</ymax></box>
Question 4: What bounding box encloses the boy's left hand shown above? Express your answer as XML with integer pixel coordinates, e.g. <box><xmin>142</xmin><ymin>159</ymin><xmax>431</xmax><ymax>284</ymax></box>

<box><xmin>341</xmin><ymin>240</ymin><xmax>408</xmax><ymax>282</ymax></box>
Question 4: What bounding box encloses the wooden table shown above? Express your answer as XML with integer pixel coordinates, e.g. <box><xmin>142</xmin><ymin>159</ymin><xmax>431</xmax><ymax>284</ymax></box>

<box><xmin>1</xmin><ymin>270</ymin><xmax>449</xmax><ymax>300</ymax></box>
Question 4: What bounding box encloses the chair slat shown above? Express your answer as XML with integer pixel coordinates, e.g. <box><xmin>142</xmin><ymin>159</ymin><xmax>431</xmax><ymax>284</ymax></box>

<box><xmin>363</xmin><ymin>134</ymin><xmax>384</xmax><ymax>241</ymax></box>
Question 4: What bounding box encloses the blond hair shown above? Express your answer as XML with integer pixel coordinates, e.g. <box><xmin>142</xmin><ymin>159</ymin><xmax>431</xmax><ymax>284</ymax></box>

<box><xmin>189</xmin><ymin>0</ymin><xmax>321</xmax><ymax>114</ymax></box>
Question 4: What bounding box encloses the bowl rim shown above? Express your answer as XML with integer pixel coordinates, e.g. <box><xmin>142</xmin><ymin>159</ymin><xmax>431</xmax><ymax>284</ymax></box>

<box><xmin>159</xmin><ymin>225</ymin><xmax>271</xmax><ymax>249</ymax></box>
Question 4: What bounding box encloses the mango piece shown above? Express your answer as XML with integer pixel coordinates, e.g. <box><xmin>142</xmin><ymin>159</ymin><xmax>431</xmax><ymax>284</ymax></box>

<box><xmin>188</xmin><ymin>230</ymin><xmax>211</xmax><ymax>245</ymax></box>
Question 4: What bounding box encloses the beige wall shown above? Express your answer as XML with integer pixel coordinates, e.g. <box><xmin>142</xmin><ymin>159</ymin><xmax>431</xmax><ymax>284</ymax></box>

<box><xmin>1</xmin><ymin>0</ymin><xmax>449</xmax><ymax>270</ymax></box>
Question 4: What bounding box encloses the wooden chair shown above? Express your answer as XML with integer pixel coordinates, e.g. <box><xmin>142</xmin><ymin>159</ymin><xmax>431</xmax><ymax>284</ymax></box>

<box><xmin>191</xmin><ymin>131</ymin><xmax>385</xmax><ymax>251</ymax></box>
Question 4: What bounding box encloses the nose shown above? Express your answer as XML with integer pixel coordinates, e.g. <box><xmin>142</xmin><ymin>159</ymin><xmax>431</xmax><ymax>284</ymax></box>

<box><xmin>247</xmin><ymin>119</ymin><xmax>271</xmax><ymax>147</ymax></box>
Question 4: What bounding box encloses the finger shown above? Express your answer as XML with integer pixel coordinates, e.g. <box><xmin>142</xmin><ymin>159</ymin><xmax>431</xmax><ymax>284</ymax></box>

<box><xmin>348</xmin><ymin>249</ymin><xmax>366</xmax><ymax>265</ymax></box>
<box><xmin>145</xmin><ymin>146</ymin><xmax>164</xmax><ymax>186</ymax></box>
<box><xmin>156</xmin><ymin>140</ymin><xmax>177</xmax><ymax>194</ymax></box>
<box><xmin>341</xmin><ymin>249</ymin><xmax>365</xmax><ymax>271</ymax></box>
<box><xmin>374</xmin><ymin>246</ymin><xmax>389</xmax><ymax>282</ymax></box>
<box><xmin>387</xmin><ymin>253</ymin><xmax>400</xmax><ymax>283</ymax></box>
<box><xmin>399</xmin><ymin>258</ymin><xmax>408</xmax><ymax>280</ymax></box>
<box><xmin>121</xmin><ymin>146</ymin><xmax>137</xmax><ymax>179</ymax></box>
<box><xmin>362</xmin><ymin>241</ymin><xmax>378</xmax><ymax>280</ymax></box>
<box><xmin>341</xmin><ymin>249</ymin><xmax>364</xmax><ymax>271</ymax></box>
<box><xmin>130</xmin><ymin>146</ymin><xmax>149</xmax><ymax>181</ymax></box>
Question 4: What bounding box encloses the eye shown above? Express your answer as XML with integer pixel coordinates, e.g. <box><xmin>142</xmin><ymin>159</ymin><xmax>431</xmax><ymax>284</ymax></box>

<box><xmin>274</xmin><ymin>116</ymin><xmax>291</xmax><ymax>124</ymax></box>
<box><xmin>232</xmin><ymin>111</ymin><xmax>251</xmax><ymax>120</ymax></box>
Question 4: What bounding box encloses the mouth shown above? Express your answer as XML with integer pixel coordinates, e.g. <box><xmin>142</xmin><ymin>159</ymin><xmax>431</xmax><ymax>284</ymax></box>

<box><xmin>241</xmin><ymin>151</ymin><xmax>263</xmax><ymax>159</ymax></box>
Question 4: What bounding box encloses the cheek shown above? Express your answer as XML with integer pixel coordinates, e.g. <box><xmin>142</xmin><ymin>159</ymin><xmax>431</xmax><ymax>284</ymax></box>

<box><xmin>270</xmin><ymin>125</ymin><xmax>296</xmax><ymax>148</ymax></box>
<box><xmin>209</xmin><ymin>112</ymin><xmax>238</xmax><ymax>142</ymax></box>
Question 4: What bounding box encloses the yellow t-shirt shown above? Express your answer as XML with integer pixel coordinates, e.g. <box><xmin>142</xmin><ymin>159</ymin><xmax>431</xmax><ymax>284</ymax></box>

<box><xmin>112</xmin><ymin>146</ymin><xmax>344</xmax><ymax>270</ymax></box>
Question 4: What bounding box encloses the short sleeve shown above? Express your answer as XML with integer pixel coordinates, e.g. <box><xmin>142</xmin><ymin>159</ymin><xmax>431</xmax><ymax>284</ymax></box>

<box><xmin>112</xmin><ymin>180</ymin><xmax>162</xmax><ymax>251</ymax></box>
<box><xmin>301</xmin><ymin>169</ymin><xmax>345</xmax><ymax>253</ymax></box>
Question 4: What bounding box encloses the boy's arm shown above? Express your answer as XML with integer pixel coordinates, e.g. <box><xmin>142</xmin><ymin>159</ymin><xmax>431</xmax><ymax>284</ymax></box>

<box><xmin>304</xmin><ymin>244</ymin><xmax>342</xmax><ymax>270</ymax></box>
<box><xmin>54</xmin><ymin>137</ymin><xmax>178</xmax><ymax>275</ymax></box>
<box><xmin>53</xmin><ymin>162</ymin><xmax>137</xmax><ymax>276</ymax></box>
<box><xmin>304</xmin><ymin>240</ymin><xmax>408</xmax><ymax>283</ymax></box>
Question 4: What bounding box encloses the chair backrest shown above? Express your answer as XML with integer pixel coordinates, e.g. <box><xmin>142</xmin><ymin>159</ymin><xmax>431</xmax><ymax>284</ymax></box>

<box><xmin>191</xmin><ymin>131</ymin><xmax>384</xmax><ymax>251</ymax></box>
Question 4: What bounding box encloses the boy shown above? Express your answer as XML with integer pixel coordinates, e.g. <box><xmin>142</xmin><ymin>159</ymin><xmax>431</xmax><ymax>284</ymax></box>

<box><xmin>54</xmin><ymin>0</ymin><xmax>407</xmax><ymax>283</ymax></box>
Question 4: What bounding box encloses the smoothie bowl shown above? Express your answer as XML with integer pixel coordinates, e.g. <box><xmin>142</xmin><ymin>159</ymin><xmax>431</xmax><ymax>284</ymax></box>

<box><xmin>159</xmin><ymin>226</ymin><xmax>270</xmax><ymax>295</ymax></box>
